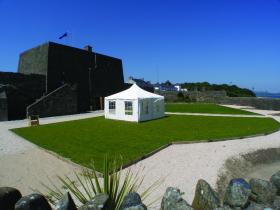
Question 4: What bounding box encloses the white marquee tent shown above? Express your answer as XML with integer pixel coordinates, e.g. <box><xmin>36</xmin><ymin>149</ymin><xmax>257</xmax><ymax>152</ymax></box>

<box><xmin>104</xmin><ymin>84</ymin><xmax>165</xmax><ymax>122</ymax></box>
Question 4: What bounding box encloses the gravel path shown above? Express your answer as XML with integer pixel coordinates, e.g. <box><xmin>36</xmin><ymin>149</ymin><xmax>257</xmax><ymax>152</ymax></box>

<box><xmin>0</xmin><ymin>111</ymin><xmax>103</xmax><ymax>194</ymax></box>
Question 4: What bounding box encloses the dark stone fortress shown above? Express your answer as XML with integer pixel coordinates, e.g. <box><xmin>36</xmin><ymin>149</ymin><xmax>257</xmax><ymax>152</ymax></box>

<box><xmin>0</xmin><ymin>42</ymin><xmax>125</xmax><ymax>121</ymax></box>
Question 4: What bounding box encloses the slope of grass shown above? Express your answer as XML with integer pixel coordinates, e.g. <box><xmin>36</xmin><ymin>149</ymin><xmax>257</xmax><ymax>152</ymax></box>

<box><xmin>12</xmin><ymin>115</ymin><xmax>279</xmax><ymax>171</ymax></box>
<box><xmin>165</xmin><ymin>103</ymin><xmax>259</xmax><ymax>115</ymax></box>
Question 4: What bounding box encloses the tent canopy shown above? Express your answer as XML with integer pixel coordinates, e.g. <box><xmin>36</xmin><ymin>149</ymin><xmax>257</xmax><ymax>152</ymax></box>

<box><xmin>105</xmin><ymin>84</ymin><xmax>163</xmax><ymax>100</ymax></box>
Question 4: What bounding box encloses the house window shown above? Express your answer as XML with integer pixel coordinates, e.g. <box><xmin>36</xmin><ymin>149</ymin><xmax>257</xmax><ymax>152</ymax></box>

<box><xmin>109</xmin><ymin>101</ymin><xmax>116</xmax><ymax>114</ymax></box>
<box><xmin>125</xmin><ymin>101</ymin><xmax>133</xmax><ymax>115</ymax></box>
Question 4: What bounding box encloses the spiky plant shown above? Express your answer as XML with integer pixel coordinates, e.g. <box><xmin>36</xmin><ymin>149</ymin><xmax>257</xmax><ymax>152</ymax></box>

<box><xmin>43</xmin><ymin>155</ymin><xmax>161</xmax><ymax>210</ymax></box>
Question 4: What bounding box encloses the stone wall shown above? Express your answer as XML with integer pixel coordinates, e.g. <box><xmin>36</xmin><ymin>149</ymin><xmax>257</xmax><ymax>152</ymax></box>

<box><xmin>156</xmin><ymin>90</ymin><xmax>280</xmax><ymax>111</ymax></box>
<box><xmin>27</xmin><ymin>84</ymin><xmax>78</xmax><ymax>118</ymax></box>
<box><xmin>216</xmin><ymin>97</ymin><xmax>280</xmax><ymax>111</ymax></box>
<box><xmin>0</xmin><ymin>96</ymin><xmax>8</xmax><ymax>121</ymax></box>
<box><xmin>155</xmin><ymin>90</ymin><xmax>227</xmax><ymax>102</ymax></box>
<box><xmin>2</xmin><ymin>169</ymin><xmax>280</xmax><ymax>210</ymax></box>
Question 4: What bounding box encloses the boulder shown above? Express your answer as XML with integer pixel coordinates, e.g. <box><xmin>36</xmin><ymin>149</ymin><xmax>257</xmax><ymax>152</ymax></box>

<box><xmin>244</xmin><ymin>201</ymin><xmax>274</xmax><ymax>210</ymax></box>
<box><xmin>273</xmin><ymin>196</ymin><xmax>280</xmax><ymax>209</ymax></box>
<box><xmin>223</xmin><ymin>178</ymin><xmax>251</xmax><ymax>208</ymax></box>
<box><xmin>271</xmin><ymin>171</ymin><xmax>280</xmax><ymax>195</ymax></box>
<box><xmin>0</xmin><ymin>187</ymin><xmax>22</xmax><ymax>210</ymax></box>
<box><xmin>213</xmin><ymin>206</ymin><xmax>234</xmax><ymax>210</ymax></box>
<box><xmin>15</xmin><ymin>193</ymin><xmax>52</xmax><ymax>210</ymax></box>
<box><xmin>55</xmin><ymin>192</ymin><xmax>77</xmax><ymax>210</ymax></box>
<box><xmin>192</xmin><ymin>179</ymin><xmax>221</xmax><ymax>210</ymax></box>
<box><xmin>120</xmin><ymin>192</ymin><xmax>147</xmax><ymax>210</ymax></box>
<box><xmin>79</xmin><ymin>193</ymin><xmax>109</xmax><ymax>210</ymax></box>
<box><xmin>249</xmin><ymin>178</ymin><xmax>277</xmax><ymax>204</ymax></box>
<box><xmin>160</xmin><ymin>187</ymin><xmax>193</xmax><ymax>210</ymax></box>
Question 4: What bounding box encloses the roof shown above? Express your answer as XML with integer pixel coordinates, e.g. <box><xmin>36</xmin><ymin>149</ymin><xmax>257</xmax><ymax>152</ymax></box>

<box><xmin>128</xmin><ymin>77</ymin><xmax>154</xmax><ymax>88</ymax></box>
<box><xmin>105</xmin><ymin>84</ymin><xmax>164</xmax><ymax>100</ymax></box>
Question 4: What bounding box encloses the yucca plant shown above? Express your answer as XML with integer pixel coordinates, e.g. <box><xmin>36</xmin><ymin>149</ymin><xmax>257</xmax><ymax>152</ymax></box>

<box><xmin>42</xmin><ymin>155</ymin><xmax>161</xmax><ymax>210</ymax></box>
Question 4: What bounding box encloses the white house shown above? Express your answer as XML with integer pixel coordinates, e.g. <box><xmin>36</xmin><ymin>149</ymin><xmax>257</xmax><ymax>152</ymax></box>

<box><xmin>104</xmin><ymin>84</ymin><xmax>165</xmax><ymax>122</ymax></box>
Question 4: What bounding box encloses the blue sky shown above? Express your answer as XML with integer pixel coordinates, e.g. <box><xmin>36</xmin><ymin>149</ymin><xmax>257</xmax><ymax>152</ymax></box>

<box><xmin>0</xmin><ymin>0</ymin><xmax>279</xmax><ymax>92</ymax></box>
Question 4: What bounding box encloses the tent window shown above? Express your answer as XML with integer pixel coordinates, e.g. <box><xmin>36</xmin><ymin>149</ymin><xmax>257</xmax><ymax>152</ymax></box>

<box><xmin>109</xmin><ymin>101</ymin><xmax>116</xmax><ymax>114</ymax></box>
<box><xmin>156</xmin><ymin>103</ymin><xmax>160</xmax><ymax>112</ymax></box>
<box><xmin>141</xmin><ymin>101</ymin><xmax>148</xmax><ymax>115</ymax></box>
<box><xmin>125</xmin><ymin>101</ymin><xmax>133</xmax><ymax>115</ymax></box>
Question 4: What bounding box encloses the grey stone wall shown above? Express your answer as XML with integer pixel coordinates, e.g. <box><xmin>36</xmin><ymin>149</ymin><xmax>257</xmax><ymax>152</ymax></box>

<box><xmin>216</xmin><ymin>97</ymin><xmax>280</xmax><ymax>111</ymax></box>
<box><xmin>0</xmin><ymin>97</ymin><xmax>8</xmax><ymax>121</ymax></box>
<box><xmin>156</xmin><ymin>90</ymin><xmax>280</xmax><ymax>110</ymax></box>
<box><xmin>27</xmin><ymin>84</ymin><xmax>78</xmax><ymax>118</ymax></box>
<box><xmin>18</xmin><ymin>43</ymin><xmax>49</xmax><ymax>76</ymax></box>
<box><xmin>155</xmin><ymin>90</ymin><xmax>227</xmax><ymax>102</ymax></box>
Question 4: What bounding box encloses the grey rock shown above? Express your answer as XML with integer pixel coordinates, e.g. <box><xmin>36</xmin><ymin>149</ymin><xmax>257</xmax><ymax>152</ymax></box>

<box><xmin>223</xmin><ymin>178</ymin><xmax>251</xmax><ymax>208</ymax></box>
<box><xmin>15</xmin><ymin>193</ymin><xmax>52</xmax><ymax>210</ymax></box>
<box><xmin>249</xmin><ymin>178</ymin><xmax>277</xmax><ymax>204</ymax></box>
<box><xmin>79</xmin><ymin>193</ymin><xmax>109</xmax><ymax>210</ymax></box>
<box><xmin>55</xmin><ymin>192</ymin><xmax>77</xmax><ymax>210</ymax></box>
<box><xmin>122</xmin><ymin>205</ymin><xmax>147</xmax><ymax>210</ymax></box>
<box><xmin>0</xmin><ymin>187</ymin><xmax>22</xmax><ymax>210</ymax></box>
<box><xmin>244</xmin><ymin>201</ymin><xmax>274</xmax><ymax>210</ymax></box>
<box><xmin>273</xmin><ymin>196</ymin><xmax>280</xmax><ymax>209</ymax></box>
<box><xmin>161</xmin><ymin>187</ymin><xmax>193</xmax><ymax>210</ymax></box>
<box><xmin>213</xmin><ymin>205</ymin><xmax>234</xmax><ymax>210</ymax></box>
<box><xmin>271</xmin><ymin>171</ymin><xmax>280</xmax><ymax>195</ymax></box>
<box><xmin>192</xmin><ymin>179</ymin><xmax>221</xmax><ymax>210</ymax></box>
<box><xmin>120</xmin><ymin>192</ymin><xmax>142</xmax><ymax>209</ymax></box>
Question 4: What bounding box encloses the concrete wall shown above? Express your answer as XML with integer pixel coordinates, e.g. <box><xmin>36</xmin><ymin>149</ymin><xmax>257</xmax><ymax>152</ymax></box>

<box><xmin>27</xmin><ymin>84</ymin><xmax>78</xmax><ymax>118</ymax></box>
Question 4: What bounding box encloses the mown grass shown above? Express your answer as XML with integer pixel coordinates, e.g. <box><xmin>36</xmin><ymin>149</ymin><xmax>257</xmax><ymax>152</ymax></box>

<box><xmin>165</xmin><ymin>103</ymin><xmax>259</xmax><ymax>115</ymax></box>
<box><xmin>12</xmin><ymin>115</ymin><xmax>279</xmax><ymax>171</ymax></box>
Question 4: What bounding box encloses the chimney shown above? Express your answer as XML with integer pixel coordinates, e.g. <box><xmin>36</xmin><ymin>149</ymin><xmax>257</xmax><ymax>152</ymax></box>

<box><xmin>84</xmin><ymin>45</ymin><xmax>92</xmax><ymax>53</ymax></box>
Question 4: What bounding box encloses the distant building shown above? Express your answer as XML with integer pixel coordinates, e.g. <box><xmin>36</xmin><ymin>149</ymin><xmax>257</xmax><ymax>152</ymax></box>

<box><xmin>153</xmin><ymin>83</ymin><xmax>178</xmax><ymax>92</ymax></box>
<box><xmin>127</xmin><ymin>76</ymin><xmax>154</xmax><ymax>92</ymax></box>
<box><xmin>0</xmin><ymin>42</ymin><xmax>125</xmax><ymax>121</ymax></box>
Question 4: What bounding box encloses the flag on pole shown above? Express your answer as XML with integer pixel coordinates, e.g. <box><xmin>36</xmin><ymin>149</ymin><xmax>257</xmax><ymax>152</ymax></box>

<box><xmin>59</xmin><ymin>32</ymin><xmax>68</xmax><ymax>39</ymax></box>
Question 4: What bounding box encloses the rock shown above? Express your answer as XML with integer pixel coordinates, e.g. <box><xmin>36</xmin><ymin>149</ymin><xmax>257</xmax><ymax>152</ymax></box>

<box><xmin>273</xmin><ymin>196</ymin><xmax>280</xmax><ymax>209</ymax></box>
<box><xmin>191</xmin><ymin>179</ymin><xmax>221</xmax><ymax>210</ymax></box>
<box><xmin>249</xmin><ymin>178</ymin><xmax>277</xmax><ymax>204</ymax></box>
<box><xmin>15</xmin><ymin>193</ymin><xmax>52</xmax><ymax>210</ymax></box>
<box><xmin>213</xmin><ymin>205</ymin><xmax>234</xmax><ymax>210</ymax></box>
<box><xmin>160</xmin><ymin>187</ymin><xmax>193</xmax><ymax>210</ymax></box>
<box><xmin>55</xmin><ymin>192</ymin><xmax>77</xmax><ymax>210</ymax></box>
<box><xmin>271</xmin><ymin>171</ymin><xmax>280</xmax><ymax>195</ymax></box>
<box><xmin>0</xmin><ymin>187</ymin><xmax>22</xmax><ymax>210</ymax></box>
<box><xmin>120</xmin><ymin>192</ymin><xmax>147</xmax><ymax>210</ymax></box>
<box><xmin>79</xmin><ymin>193</ymin><xmax>109</xmax><ymax>210</ymax></box>
<box><xmin>223</xmin><ymin>178</ymin><xmax>251</xmax><ymax>208</ymax></box>
<box><xmin>244</xmin><ymin>201</ymin><xmax>274</xmax><ymax>210</ymax></box>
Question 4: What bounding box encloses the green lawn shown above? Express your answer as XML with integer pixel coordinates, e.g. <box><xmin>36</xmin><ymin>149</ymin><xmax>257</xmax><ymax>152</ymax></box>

<box><xmin>13</xmin><ymin>115</ymin><xmax>279</xmax><ymax>171</ymax></box>
<box><xmin>165</xmin><ymin>103</ymin><xmax>259</xmax><ymax>115</ymax></box>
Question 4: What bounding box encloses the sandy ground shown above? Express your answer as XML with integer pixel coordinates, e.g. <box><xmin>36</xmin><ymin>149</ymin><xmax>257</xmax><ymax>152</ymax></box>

<box><xmin>1</xmin><ymin>108</ymin><xmax>280</xmax><ymax>209</ymax></box>
<box><xmin>0</xmin><ymin>111</ymin><xmax>103</xmax><ymax>195</ymax></box>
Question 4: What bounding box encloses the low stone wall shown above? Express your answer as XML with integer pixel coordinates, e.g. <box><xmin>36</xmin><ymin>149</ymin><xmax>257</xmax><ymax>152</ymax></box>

<box><xmin>155</xmin><ymin>90</ymin><xmax>227</xmax><ymax>102</ymax></box>
<box><xmin>27</xmin><ymin>84</ymin><xmax>78</xmax><ymax>118</ymax></box>
<box><xmin>216</xmin><ymin>97</ymin><xmax>280</xmax><ymax>111</ymax></box>
<box><xmin>2</xmin><ymin>168</ymin><xmax>280</xmax><ymax>210</ymax></box>
<box><xmin>156</xmin><ymin>90</ymin><xmax>280</xmax><ymax>111</ymax></box>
